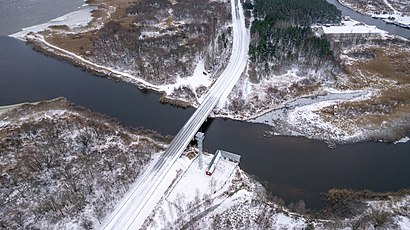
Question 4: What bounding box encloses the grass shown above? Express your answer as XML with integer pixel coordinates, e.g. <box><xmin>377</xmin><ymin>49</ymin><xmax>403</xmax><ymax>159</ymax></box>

<box><xmin>318</xmin><ymin>41</ymin><xmax>410</xmax><ymax>141</ymax></box>
<box><xmin>359</xmin><ymin>47</ymin><xmax>410</xmax><ymax>85</ymax></box>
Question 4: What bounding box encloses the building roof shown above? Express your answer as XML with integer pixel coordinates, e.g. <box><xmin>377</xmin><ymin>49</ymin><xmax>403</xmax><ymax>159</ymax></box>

<box><xmin>217</xmin><ymin>150</ymin><xmax>241</xmax><ymax>162</ymax></box>
<box><xmin>321</xmin><ymin>19</ymin><xmax>387</xmax><ymax>35</ymax></box>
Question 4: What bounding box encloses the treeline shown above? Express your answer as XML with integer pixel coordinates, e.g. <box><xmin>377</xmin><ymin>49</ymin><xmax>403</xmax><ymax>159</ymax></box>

<box><xmin>0</xmin><ymin>101</ymin><xmax>165</xmax><ymax>229</ymax></box>
<box><xmin>248</xmin><ymin>0</ymin><xmax>341</xmax><ymax>70</ymax></box>
<box><xmin>252</xmin><ymin>0</ymin><xmax>341</xmax><ymax>26</ymax></box>
<box><xmin>91</xmin><ymin>0</ymin><xmax>230</xmax><ymax>85</ymax></box>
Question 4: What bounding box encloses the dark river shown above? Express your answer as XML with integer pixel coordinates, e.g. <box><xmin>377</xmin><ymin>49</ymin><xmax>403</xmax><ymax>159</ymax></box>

<box><xmin>0</xmin><ymin>0</ymin><xmax>409</xmax><ymax>210</ymax></box>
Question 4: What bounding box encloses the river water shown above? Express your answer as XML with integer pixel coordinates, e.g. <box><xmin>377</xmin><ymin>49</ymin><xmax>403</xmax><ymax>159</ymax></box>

<box><xmin>0</xmin><ymin>0</ymin><xmax>409</xmax><ymax>210</ymax></box>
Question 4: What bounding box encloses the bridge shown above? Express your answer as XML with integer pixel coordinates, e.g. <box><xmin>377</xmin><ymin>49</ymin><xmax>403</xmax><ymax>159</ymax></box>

<box><xmin>101</xmin><ymin>0</ymin><xmax>248</xmax><ymax>229</ymax></box>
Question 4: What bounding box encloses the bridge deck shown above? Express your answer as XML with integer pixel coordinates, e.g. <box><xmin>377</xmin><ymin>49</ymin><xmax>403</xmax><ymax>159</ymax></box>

<box><xmin>101</xmin><ymin>0</ymin><xmax>249</xmax><ymax>228</ymax></box>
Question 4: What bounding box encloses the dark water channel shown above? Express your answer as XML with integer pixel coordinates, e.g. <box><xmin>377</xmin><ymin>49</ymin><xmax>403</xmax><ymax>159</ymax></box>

<box><xmin>1</xmin><ymin>35</ymin><xmax>409</xmax><ymax>210</ymax></box>
<box><xmin>0</xmin><ymin>0</ymin><xmax>409</xmax><ymax>210</ymax></box>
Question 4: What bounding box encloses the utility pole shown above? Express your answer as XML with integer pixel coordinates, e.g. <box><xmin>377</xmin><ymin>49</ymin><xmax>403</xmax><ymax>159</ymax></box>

<box><xmin>195</xmin><ymin>132</ymin><xmax>205</xmax><ymax>170</ymax></box>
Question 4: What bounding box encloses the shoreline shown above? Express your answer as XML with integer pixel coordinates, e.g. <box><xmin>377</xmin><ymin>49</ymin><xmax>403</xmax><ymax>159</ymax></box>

<box><xmin>336</xmin><ymin>0</ymin><xmax>410</xmax><ymax>30</ymax></box>
<box><xmin>15</xmin><ymin>34</ymin><xmax>410</xmax><ymax>145</ymax></box>
<box><xmin>1</xmin><ymin>98</ymin><xmax>409</xmax><ymax>229</ymax></box>
<box><xmin>8</xmin><ymin>1</ymin><xmax>410</xmax><ymax>146</ymax></box>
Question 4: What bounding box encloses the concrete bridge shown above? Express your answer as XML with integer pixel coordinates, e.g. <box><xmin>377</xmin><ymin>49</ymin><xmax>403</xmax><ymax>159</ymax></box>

<box><xmin>101</xmin><ymin>0</ymin><xmax>249</xmax><ymax>228</ymax></box>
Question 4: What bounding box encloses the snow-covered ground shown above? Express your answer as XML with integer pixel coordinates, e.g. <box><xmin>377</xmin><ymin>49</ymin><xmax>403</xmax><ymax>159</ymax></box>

<box><xmin>100</xmin><ymin>152</ymin><xmax>194</xmax><ymax>230</ymax></box>
<box><xmin>316</xmin><ymin>18</ymin><xmax>388</xmax><ymax>35</ymax></box>
<box><xmin>143</xmin><ymin>153</ymin><xmax>239</xmax><ymax>228</ymax></box>
<box><xmin>11</xmin><ymin>23</ymin><xmax>218</xmax><ymax>108</ymax></box>
<box><xmin>10</xmin><ymin>0</ymin><xmax>232</xmax><ymax>108</ymax></box>
<box><xmin>8</xmin><ymin>0</ymin><xmax>409</xmax><ymax>146</ymax></box>
<box><xmin>143</xmin><ymin>154</ymin><xmax>314</xmax><ymax>229</ymax></box>
<box><xmin>370</xmin><ymin>0</ymin><xmax>410</xmax><ymax>29</ymax></box>
<box><xmin>372</xmin><ymin>12</ymin><xmax>410</xmax><ymax>29</ymax></box>
<box><xmin>0</xmin><ymin>98</ymin><xmax>169</xmax><ymax>230</ymax></box>
<box><xmin>163</xmin><ymin>59</ymin><xmax>215</xmax><ymax>104</ymax></box>
<box><xmin>339</xmin><ymin>0</ymin><xmax>410</xmax><ymax>28</ymax></box>
<box><xmin>101</xmin><ymin>0</ymin><xmax>249</xmax><ymax>228</ymax></box>
<box><xmin>10</xmin><ymin>4</ymin><xmax>97</xmax><ymax>38</ymax></box>
<box><xmin>249</xmin><ymin>89</ymin><xmax>371</xmax><ymax>142</ymax></box>
<box><xmin>2</xmin><ymin>99</ymin><xmax>409</xmax><ymax>229</ymax></box>
<box><xmin>143</xmin><ymin>153</ymin><xmax>410</xmax><ymax>229</ymax></box>
<box><xmin>394</xmin><ymin>136</ymin><xmax>410</xmax><ymax>144</ymax></box>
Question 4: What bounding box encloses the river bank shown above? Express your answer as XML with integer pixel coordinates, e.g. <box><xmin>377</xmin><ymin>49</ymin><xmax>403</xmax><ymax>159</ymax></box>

<box><xmin>0</xmin><ymin>98</ymin><xmax>170</xmax><ymax>229</ymax></box>
<box><xmin>2</xmin><ymin>34</ymin><xmax>410</xmax><ymax>211</ymax></box>
<box><xmin>338</xmin><ymin>0</ymin><xmax>410</xmax><ymax>29</ymax></box>
<box><xmin>3</xmin><ymin>0</ymin><xmax>410</xmax><ymax>213</ymax></box>
<box><xmin>1</xmin><ymin>98</ymin><xmax>409</xmax><ymax>229</ymax></box>
<box><xmin>10</xmin><ymin>5</ymin><xmax>410</xmax><ymax>146</ymax></box>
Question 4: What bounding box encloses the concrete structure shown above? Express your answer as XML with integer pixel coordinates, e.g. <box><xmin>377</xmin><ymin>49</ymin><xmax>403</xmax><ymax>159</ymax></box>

<box><xmin>206</xmin><ymin>151</ymin><xmax>222</xmax><ymax>176</ymax></box>
<box><xmin>218</xmin><ymin>150</ymin><xmax>241</xmax><ymax>163</ymax></box>
<box><xmin>195</xmin><ymin>132</ymin><xmax>205</xmax><ymax>170</ymax></box>
<box><xmin>313</xmin><ymin>19</ymin><xmax>387</xmax><ymax>39</ymax></box>
<box><xmin>101</xmin><ymin>0</ymin><xmax>249</xmax><ymax>228</ymax></box>
<box><xmin>206</xmin><ymin>150</ymin><xmax>241</xmax><ymax>176</ymax></box>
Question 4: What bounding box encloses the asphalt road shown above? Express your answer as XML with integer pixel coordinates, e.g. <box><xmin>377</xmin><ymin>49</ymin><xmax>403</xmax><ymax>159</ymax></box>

<box><xmin>100</xmin><ymin>0</ymin><xmax>249</xmax><ymax>228</ymax></box>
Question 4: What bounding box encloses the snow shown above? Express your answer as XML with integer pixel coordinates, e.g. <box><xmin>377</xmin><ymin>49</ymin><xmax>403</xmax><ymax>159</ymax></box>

<box><xmin>382</xmin><ymin>0</ymin><xmax>396</xmax><ymax>13</ymax></box>
<box><xmin>216</xmin><ymin>1</ymin><xmax>250</xmax><ymax>108</ymax></box>
<box><xmin>12</xmin><ymin>34</ymin><xmax>215</xmax><ymax>107</ymax></box>
<box><xmin>146</xmin><ymin>153</ymin><xmax>239</xmax><ymax>229</ymax></box>
<box><xmin>250</xmin><ymin>88</ymin><xmax>368</xmax><ymax>127</ymax></box>
<box><xmin>285</xmin><ymin>91</ymin><xmax>372</xmax><ymax>142</ymax></box>
<box><xmin>394</xmin><ymin>136</ymin><xmax>410</xmax><ymax>144</ymax></box>
<box><xmin>371</xmin><ymin>13</ymin><xmax>410</xmax><ymax>29</ymax></box>
<box><xmin>366</xmin><ymin>195</ymin><xmax>410</xmax><ymax>230</ymax></box>
<box><xmin>338</xmin><ymin>0</ymin><xmax>410</xmax><ymax>29</ymax></box>
<box><xmin>397</xmin><ymin>216</ymin><xmax>410</xmax><ymax>229</ymax></box>
<box><xmin>10</xmin><ymin>5</ymin><xmax>96</xmax><ymax>38</ymax></box>
<box><xmin>167</xmin><ymin>59</ymin><xmax>214</xmax><ymax>103</ymax></box>
<box><xmin>320</xmin><ymin>19</ymin><xmax>387</xmax><ymax>35</ymax></box>
<box><xmin>166</xmin><ymin>153</ymin><xmax>237</xmax><ymax>205</ymax></box>
<box><xmin>100</xmin><ymin>152</ymin><xmax>192</xmax><ymax>230</ymax></box>
<box><xmin>101</xmin><ymin>0</ymin><xmax>249</xmax><ymax>227</ymax></box>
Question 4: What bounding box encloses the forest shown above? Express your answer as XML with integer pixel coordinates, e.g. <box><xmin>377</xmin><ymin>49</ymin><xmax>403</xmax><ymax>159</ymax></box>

<box><xmin>0</xmin><ymin>99</ymin><xmax>170</xmax><ymax>229</ymax></box>
<box><xmin>248</xmin><ymin>0</ymin><xmax>341</xmax><ymax>72</ymax></box>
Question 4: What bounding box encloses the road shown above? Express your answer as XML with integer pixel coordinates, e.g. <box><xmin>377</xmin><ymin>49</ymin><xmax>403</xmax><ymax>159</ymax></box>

<box><xmin>100</xmin><ymin>0</ymin><xmax>249</xmax><ymax>229</ymax></box>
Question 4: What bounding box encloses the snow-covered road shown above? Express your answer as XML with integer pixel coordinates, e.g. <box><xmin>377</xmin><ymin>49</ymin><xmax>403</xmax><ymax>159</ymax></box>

<box><xmin>100</xmin><ymin>0</ymin><xmax>249</xmax><ymax>229</ymax></box>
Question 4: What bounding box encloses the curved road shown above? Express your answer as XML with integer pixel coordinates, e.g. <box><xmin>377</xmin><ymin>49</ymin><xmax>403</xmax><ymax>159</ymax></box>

<box><xmin>101</xmin><ymin>0</ymin><xmax>249</xmax><ymax>229</ymax></box>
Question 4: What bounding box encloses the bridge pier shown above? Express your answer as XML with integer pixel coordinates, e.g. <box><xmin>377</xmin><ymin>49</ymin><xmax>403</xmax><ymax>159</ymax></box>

<box><xmin>195</xmin><ymin>132</ymin><xmax>205</xmax><ymax>170</ymax></box>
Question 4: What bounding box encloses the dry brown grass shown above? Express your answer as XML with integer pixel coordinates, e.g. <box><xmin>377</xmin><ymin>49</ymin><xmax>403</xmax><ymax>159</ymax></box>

<box><xmin>359</xmin><ymin>47</ymin><xmax>410</xmax><ymax>85</ymax></box>
<box><xmin>41</xmin><ymin>0</ymin><xmax>136</xmax><ymax>54</ymax></box>
<box><xmin>319</xmin><ymin>43</ymin><xmax>410</xmax><ymax>140</ymax></box>
<box><xmin>44</xmin><ymin>31</ymin><xmax>96</xmax><ymax>55</ymax></box>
